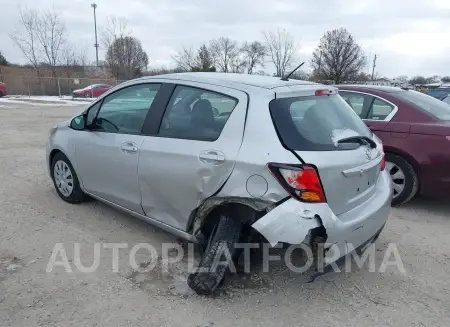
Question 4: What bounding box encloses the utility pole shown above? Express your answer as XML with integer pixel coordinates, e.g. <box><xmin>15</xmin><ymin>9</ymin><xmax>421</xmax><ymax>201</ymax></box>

<box><xmin>91</xmin><ymin>3</ymin><xmax>99</xmax><ymax>67</ymax></box>
<box><xmin>371</xmin><ymin>54</ymin><xmax>377</xmax><ymax>81</ymax></box>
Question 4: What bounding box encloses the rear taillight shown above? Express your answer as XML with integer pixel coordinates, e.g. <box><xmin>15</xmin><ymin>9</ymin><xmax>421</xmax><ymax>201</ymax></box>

<box><xmin>381</xmin><ymin>154</ymin><xmax>386</xmax><ymax>171</ymax></box>
<box><xmin>268</xmin><ymin>163</ymin><xmax>326</xmax><ymax>203</ymax></box>
<box><xmin>315</xmin><ymin>88</ymin><xmax>338</xmax><ymax>96</ymax></box>
<box><xmin>380</xmin><ymin>146</ymin><xmax>386</xmax><ymax>171</ymax></box>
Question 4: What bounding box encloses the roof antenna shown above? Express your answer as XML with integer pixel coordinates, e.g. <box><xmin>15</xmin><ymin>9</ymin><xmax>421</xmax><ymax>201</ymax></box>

<box><xmin>281</xmin><ymin>62</ymin><xmax>305</xmax><ymax>81</ymax></box>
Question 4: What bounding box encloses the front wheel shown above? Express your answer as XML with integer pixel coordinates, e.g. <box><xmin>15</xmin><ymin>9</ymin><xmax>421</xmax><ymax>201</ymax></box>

<box><xmin>386</xmin><ymin>153</ymin><xmax>418</xmax><ymax>206</ymax></box>
<box><xmin>187</xmin><ymin>215</ymin><xmax>242</xmax><ymax>295</ymax></box>
<box><xmin>51</xmin><ymin>152</ymin><xmax>87</xmax><ymax>204</ymax></box>
<box><xmin>84</xmin><ymin>92</ymin><xmax>92</xmax><ymax>98</ymax></box>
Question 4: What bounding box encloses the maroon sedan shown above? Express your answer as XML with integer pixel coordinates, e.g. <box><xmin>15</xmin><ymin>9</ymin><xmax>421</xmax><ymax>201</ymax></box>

<box><xmin>338</xmin><ymin>85</ymin><xmax>450</xmax><ymax>205</ymax></box>
<box><xmin>72</xmin><ymin>84</ymin><xmax>111</xmax><ymax>98</ymax></box>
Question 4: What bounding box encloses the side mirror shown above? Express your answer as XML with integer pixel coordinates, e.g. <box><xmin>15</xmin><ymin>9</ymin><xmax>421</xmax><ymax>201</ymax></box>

<box><xmin>70</xmin><ymin>115</ymin><xmax>86</xmax><ymax>130</ymax></box>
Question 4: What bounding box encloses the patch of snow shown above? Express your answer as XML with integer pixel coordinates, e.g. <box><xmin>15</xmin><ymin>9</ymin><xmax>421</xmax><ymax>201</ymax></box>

<box><xmin>0</xmin><ymin>96</ymin><xmax>88</xmax><ymax>106</ymax></box>
<box><xmin>330</xmin><ymin>128</ymin><xmax>360</xmax><ymax>147</ymax></box>
<box><xmin>6</xmin><ymin>264</ymin><xmax>21</xmax><ymax>272</ymax></box>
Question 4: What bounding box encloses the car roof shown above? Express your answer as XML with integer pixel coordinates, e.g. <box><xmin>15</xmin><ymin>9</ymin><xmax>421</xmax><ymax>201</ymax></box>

<box><xmin>134</xmin><ymin>72</ymin><xmax>319</xmax><ymax>91</ymax></box>
<box><xmin>337</xmin><ymin>84</ymin><xmax>404</xmax><ymax>93</ymax></box>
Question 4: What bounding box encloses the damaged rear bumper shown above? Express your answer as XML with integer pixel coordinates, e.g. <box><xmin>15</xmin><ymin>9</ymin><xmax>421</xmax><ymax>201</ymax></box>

<box><xmin>252</xmin><ymin>170</ymin><xmax>392</xmax><ymax>264</ymax></box>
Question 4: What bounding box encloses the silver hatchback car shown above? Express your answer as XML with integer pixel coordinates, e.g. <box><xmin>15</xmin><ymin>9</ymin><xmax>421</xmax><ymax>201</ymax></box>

<box><xmin>47</xmin><ymin>73</ymin><xmax>392</xmax><ymax>294</ymax></box>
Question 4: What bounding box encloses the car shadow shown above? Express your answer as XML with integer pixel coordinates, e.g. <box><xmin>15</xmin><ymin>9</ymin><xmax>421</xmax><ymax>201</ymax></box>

<box><xmin>397</xmin><ymin>197</ymin><xmax>450</xmax><ymax>218</ymax></box>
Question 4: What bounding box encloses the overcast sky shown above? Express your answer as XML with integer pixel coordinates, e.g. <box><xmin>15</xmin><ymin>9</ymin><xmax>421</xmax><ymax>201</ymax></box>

<box><xmin>1</xmin><ymin>0</ymin><xmax>449</xmax><ymax>77</ymax></box>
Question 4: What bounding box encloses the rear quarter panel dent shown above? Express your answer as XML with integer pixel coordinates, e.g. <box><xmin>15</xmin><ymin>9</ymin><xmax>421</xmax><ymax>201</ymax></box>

<box><xmin>251</xmin><ymin>201</ymin><xmax>337</xmax><ymax>246</ymax></box>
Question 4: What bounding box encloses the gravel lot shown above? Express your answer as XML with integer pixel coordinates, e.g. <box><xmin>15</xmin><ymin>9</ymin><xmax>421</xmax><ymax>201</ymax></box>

<box><xmin>1</xmin><ymin>101</ymin><xmax>450</xmax><ymax>327</ymax></box>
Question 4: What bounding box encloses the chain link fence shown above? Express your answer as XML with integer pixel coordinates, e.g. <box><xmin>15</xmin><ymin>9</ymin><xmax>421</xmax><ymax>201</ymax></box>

<box><xmin>4</xmin><ymin>76</ymin><xmax>128</xmax><ymax>97</ymax></box>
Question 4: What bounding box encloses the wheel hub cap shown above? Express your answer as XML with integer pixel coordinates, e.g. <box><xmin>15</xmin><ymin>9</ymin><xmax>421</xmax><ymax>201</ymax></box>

<box><xmin>385</xmin><ymin>161</ymin><xmax>405</xmax><ymax>199</ymax></box>
<box><xmin>54</xmin><ymin>160</ymin><xmax>74</xmax><ymax>197</ymax></box>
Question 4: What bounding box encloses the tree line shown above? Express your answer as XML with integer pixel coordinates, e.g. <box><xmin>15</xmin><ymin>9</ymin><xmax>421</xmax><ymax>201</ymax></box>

<box><xmin>172</xmin><ymin>30</ymin><xmax>297</xmax><ymax>76</ymax></box>
<box><xmin>2</xmin><ymin>7</ymin><xmax>449</xmax><ymax>85</ymax></box>
<box><xmin>172</xmin><ymin>28</ymin><xmax>368</xmax><ymax>83</ymax></box>
<box><xmin>6</xmin><ymin>7</ymin><xmax>148</xmax><ymax>81</ymax></box>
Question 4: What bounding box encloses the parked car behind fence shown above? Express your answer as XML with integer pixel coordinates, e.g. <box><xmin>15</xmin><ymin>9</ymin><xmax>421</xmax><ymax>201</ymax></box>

<box><xmin>72</xmin><ymin>84</ymin><xmax>112</xmax><ymax>98</ymax></box>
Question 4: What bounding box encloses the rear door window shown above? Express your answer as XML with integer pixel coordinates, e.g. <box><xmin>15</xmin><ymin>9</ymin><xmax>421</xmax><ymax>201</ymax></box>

<box><xmin>270</xmin><ymin>94</ymin><xmax>372</xmax><ymax>151</ymax></box>
<box><xmin>368</xmin><ymin>98</ymin><xmax>395</xmax><ymax>120</ymax></box>
<box><xmin>339</xmin><ymin>91</ymin><xmax>374</xmax><ymax>118</ymax></box>
<box><xmin>159</xmin><ymin>85</ymin><xmax>238</xmax><ymax>141</ymax></box>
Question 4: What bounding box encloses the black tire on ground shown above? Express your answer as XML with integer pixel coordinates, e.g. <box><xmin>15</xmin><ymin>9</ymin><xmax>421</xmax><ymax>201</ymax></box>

<box><xmin>0</xmin><ymin>91</ymin><xmax>4</xmax><ymax>97</ymax></box>
<box><xmin>85</xmin><ymin>92</ymin><xmax>92</xmax><ymax>98</ymax></box>
<box><xmin>187</xmin><ymin>215</ymin><xmax>242</xmax><ymax>295</ymax></box>
<box><xmin>51</xmin><ymin>152</ymin><xmax>87</xmax><ymax>204</ymax></box>
<box><xmin>386</xmin><ymin>153</ymin><xmax>418</xmax><ymax>206</ymax></box>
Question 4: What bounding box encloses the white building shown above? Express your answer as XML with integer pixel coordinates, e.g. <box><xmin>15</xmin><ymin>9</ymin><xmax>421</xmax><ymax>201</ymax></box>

<box><xmin>366</xmin><ymin>78</ymin><xmax>413</xmax><ymax>89</ymax></box>
<box><xmin>366</xmin><ymin>78</ymin><xmax>395</xmax><ymax>86</ymax></box>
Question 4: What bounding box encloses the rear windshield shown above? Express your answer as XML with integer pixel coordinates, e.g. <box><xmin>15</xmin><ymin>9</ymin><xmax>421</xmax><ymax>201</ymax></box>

<box><xmin>269</xmin><ymin>94</ymin><xmax>372</xmax><ymax>151</ymax></box>
<box><xmin>396</xmin><ymin>90</ymin><xmax>450</xmax><ymax>120</ymax></box>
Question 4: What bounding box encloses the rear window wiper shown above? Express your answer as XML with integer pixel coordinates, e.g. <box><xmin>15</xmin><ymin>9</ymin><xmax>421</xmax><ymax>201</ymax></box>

<box><xmin>336</xmin><ymin>136</ymin><xmax>377</xmax><ymax>148</ymax></box>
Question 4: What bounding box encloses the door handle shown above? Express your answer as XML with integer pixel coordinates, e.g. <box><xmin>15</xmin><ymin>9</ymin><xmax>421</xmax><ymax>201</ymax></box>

<box><xmin>121</xmin><ymin>142</ymin><xmax>138</xmax><ymax>154</ymax></box>
<box><xmin>199</xmin><ymin>150</ymin><xmax>225</xmax><ymax>165</ymax></box>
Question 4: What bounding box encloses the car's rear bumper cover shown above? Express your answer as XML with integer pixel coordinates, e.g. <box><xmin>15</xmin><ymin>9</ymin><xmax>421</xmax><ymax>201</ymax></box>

<box><xmin>252</xmin><ymin>170</ymin><xmax>392</xmax><ymax>264</ymax></box>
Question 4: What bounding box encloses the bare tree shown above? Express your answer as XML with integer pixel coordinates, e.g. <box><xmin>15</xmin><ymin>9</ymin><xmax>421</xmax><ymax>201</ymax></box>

<box><xmin>263</xmin><ymin>29</ymin><xmax>297</xmax><ymax>77</ymax></box>
<box><xmin>371</xmin><ymin>71</ymin><xmax>382</xmax><ymax>81</ymax></box>
<box><xmin>61</xmin><ymin>45</ymin><xmax>77</xmax><ymax>67</ymax></box>
<box><xmin>173</xmin><ymin>44</ymin><xmax>216</xmax><ymax>72</ymax></box>
<box><xmin>426</xmin><ymin>75</ymin><xmax>441</xmax><ymax>84</ymax></box>
<box><xmin>101</xmin><ymin>16</ymin><xmax>130</xmax><ymax>53</ymax></box>
<box><xmin>60</xmin><ymin>44</ymin><xmax>88</xmax><ymax>67</ymax></box>
<box><xmin>241</xmin><ymin>41</ymin><xmax>266</xmax><ymax>74</ymax></box>
<box><xmin>311</xmin><ymin>28</ymin><xmax>366</xmax><ymax>84</ymax></box>
<box><xmin>10</xmin><ymin>8</ymin><xmax>42</xmax><ymax>75</ymax></box>
<box><xmin>442</xmin><ymin>76</ymin><xmax>450</xmax><ymax>83</ymax></box>
<box><xmin>77</xmin><ymin>47</ymin><xmax>88</xmax><ymax>67</ymax></box>
<box><xmin>102</xmin><ymin>16</ymin><xmax>148</xmax><ymax>79</ymax></box>
<box><xmin>10</xmin><ymin>7</ymin><xmax>67</xmax><ymax>78</ymax></box>
<box><xmin>229</xmin><ymin>56</ymin><xmax>247</xmax><ymax>73</ymax></box>
<box><xmin>395</xmin><ymin>75</ymin><xmax>409</xmax><ymax>84</ymax></box>
<box><xmin>172</xmin><ymin>47</ymin><xmax>196</xmax><ymax>71</ymax></box>
<box><xmin>409</xmin><ymin>76</ymin><xmax>427</xmax><ymax>85</ymax></box>
<box><xmin>209</xmin><ymin>37</ymin><xmax>242</xmax><ymax>73</ymax></box>
<box><xmin>35</xmin><ymin>7</ymin><xmax>66</xmax><ymax>77</ymax></box>
<box><xmin>289</xmin><ymin>70</ymin><xmax>309</xmax><ymax>81</ymax></box>
<box><xmin>105</xmin><ymin>36</ymin><xmax>149</xmax><ymax>79</ymax></box>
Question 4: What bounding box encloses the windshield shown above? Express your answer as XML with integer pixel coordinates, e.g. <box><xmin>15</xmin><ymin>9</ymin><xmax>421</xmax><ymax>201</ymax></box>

<box><xmin>269</xmin><ymin>94</ymin><xmax>372</xmax><ymax>151</ymax></box>
<box><xmin>396</xmin><ymin>90</ymin><xmax>450</xmax><ymax>120</ymax></box>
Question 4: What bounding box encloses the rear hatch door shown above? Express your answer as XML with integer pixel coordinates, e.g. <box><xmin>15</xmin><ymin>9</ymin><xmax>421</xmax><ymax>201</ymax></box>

<box><xmin>270</xmin><ymin>89</ymin><xmax>383</xmax><ymax>216</ymax></box>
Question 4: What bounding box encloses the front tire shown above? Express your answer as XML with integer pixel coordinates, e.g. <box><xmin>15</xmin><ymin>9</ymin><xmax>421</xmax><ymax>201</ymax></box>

<box><xmin>187</xmin><ymin>215</ymin><xmax>242</xmax><ymax>295</ymax></box>
<box><xmin>386</xmin><ymin>153</ymin><xmax>418</xmax><ymax>206</ymax></box>
<box><xmin>85</xmin><ymin>92</ymin><xmax>92</xmax><ymax>98</ymax></box>
<box><xmin>51</xmin><ymin>152</ymin><xmax>87</xmax><ymax>204</ymax></box>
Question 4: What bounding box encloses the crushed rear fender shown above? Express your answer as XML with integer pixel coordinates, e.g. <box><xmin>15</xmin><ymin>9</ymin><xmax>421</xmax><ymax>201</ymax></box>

<box><xmin>252</xmin><ymin>199</ymin><xmax>338</xmax><ymax>246</ymax></box>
